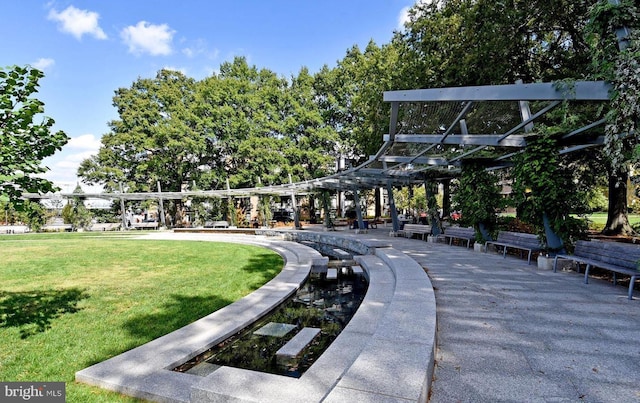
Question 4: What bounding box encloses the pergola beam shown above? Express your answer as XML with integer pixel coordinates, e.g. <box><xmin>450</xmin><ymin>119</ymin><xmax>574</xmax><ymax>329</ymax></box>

<box><xmin>383</xmin><ymin>81</ymin><xmax>610</xmax><ymax>102</ymax></box>
<box><xmin>384</xmin><ymin>134</ymin><xmax>528</xmax><ymax>147</ymax></box>
<box><xmin>378</xmin><ymin>155</ymin><xmax>450</xmax><ymax>165</ymax></box>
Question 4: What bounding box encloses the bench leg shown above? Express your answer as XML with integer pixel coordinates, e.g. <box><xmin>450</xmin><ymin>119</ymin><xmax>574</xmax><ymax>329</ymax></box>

<box><xmin>527</xmin><ymin>251</ymin><xmax>532</xmax><ymax>265</ymax></box>
<box><xmin>584</xmin><ymin>264</ymin><xmax>591</xmax><ymax>284</ymax></box>
<box><xmin>553</xmin><ymin>256</ymin><xmax>559</xmax><ymax>272</ymax></box>
<box><xmin>629</xmin><ymin>275</ymin><xmax>637</xmax><ymax>300</ymax></box>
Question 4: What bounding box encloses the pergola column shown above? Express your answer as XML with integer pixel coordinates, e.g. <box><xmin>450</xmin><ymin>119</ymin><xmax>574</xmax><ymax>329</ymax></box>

<box><xmin>441</xmin><ymin>179</ymin><xmax>451</xmax><ymax>219</ymax></box>
<box><xmin>386</xmin><ymin>181</ymin><xmax>400</xmax><ymax>233</ymax></box>
<box><xmin>157</xmin><ymin>181</ymin><xmax>166</xmax><ymax>228</ymax></box>
<box><xmin>119</xmin><ymin>183</ymin><xmax>127</xmax><ymax>230</ymax></box>
<box><xmin>424</xmin><ymin>180</ymin><xmax>441</xmax><ymax>235</ymax></box>
<box><xmin>353</xmin><ymin>189</ymin><xmax>365</xmax><ymax>230</ymax></box>
<box><xmin>289</xmin><ymin>174</ymin><xmax>301</xmax><ymax>229</ymax></box>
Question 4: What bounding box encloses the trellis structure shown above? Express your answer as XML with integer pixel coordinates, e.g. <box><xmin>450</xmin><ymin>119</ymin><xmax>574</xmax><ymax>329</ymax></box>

<box><xmin>24</xmin><ymin>80</ymin><xmax>612</xmax><ymax>231</ymax></box>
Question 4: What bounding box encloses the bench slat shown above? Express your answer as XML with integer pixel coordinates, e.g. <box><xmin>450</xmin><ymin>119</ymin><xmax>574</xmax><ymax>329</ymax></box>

<box><xmin>485</xmin><ymin>231</ymin><xmax>542</xmax><ymax>264</ymax></box>
<box><xmin>554</xmin><ymin>240</ymin><xmax>640</xmax><ymax>299</ymax></box>
<box><xmin>442</xmin><ymin>227</ymin><xmax>475</xmax><ymax>248</ymax></box>
<box><xmin>398</xmin><ymin>224</ymin><xmax>432</xmax><ymax>240</ymax></box>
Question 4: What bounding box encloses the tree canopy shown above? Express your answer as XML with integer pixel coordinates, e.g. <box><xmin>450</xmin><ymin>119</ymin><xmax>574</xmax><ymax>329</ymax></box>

<box><xmin>77</xmin><ymin>1</ymin><xmax>639</xmax><ymax>235</ymax></box>
<box><xmin>1</xmin><ymin>65</ymin><xmax>69</xmax><ymax>207</ymax></box>
<box><xmin>80</xmin><ymin>59</ymin><xmax>339</xmax><ymax>194</ymax></box>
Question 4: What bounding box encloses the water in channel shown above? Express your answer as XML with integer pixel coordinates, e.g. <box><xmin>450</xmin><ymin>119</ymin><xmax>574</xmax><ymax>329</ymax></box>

<box><xmin>174</xmin><ymin>264</ymin><xmax>368</xmax><ymax>378</ymax></box>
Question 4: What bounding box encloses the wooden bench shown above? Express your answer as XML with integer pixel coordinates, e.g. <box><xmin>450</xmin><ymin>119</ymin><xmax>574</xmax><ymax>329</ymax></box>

<box><xmin>130</xmin><ymin>221</ymin><xmax>159</xmax><ymax>230</ymax></box>
<box><xmin>204</xmin><ymin>221</ymin><xmax>230</xmax><ymax>228</ymax></box>
<box><xmin>398</xmin><ymin>224</ymin><xmax>432</xmax><ymax>240</ymax></box>
<box><xmin>553</xmin><ymin>239</ymin><xmax>640</xmax><ymax>300</ymax></box>
<box><xmin>42</xmin><ymin>224</ymin><xmax>73</xmax><ymax>232</ymax></box>
<box><xmin>485</xmin><ymin>231</ymin><xmax>543</xmax><ymax>265</ymax></box>
<box><xmin>90</xmin><ymin>223</ymin><xmax>121</xmax><ymax>231</ymax></box>
<box><xmin>441</xmin><ymin>226</ymin><xmax>475</xmax><ymax>248</ymax></box>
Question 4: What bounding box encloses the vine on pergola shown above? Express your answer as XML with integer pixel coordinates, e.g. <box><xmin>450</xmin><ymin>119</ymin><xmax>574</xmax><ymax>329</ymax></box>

<box><xmin>604</xmin><ymin>30</ymin><xmax>640</xmax><ymax>171</ymax></box>
<box><xmin>588</xmin><ymin>0</ymin><xmax>640</xmax><ymax>173</ymax></box>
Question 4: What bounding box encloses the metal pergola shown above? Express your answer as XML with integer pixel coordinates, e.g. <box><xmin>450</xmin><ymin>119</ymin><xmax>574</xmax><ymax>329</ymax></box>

<box><xmin>25</xmin><ymin>80</ymin><xmax>611</xmax><ymax>231</ymax></box>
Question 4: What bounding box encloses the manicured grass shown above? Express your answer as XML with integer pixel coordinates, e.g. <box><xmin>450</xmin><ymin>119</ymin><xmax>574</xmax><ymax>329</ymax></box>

<box><xmin>0</xmin><ymin>234</ymin><xmax>283</xmax><ymax>402</ymax></box>
<box><xmin>499</xmin><ymin>212</ymin><xmax>640</xmax><ymax>231</ymax></box>
<box><xmin>585</xmin><ymin>213</ymin><xmax>640</xmax><ymax>230</ymax></box>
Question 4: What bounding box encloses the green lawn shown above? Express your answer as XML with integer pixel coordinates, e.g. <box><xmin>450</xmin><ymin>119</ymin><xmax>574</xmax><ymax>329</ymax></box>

<box><xmin>586</xmin><ymin>213</ymin><xmax>640</xmax><ymax>229</ymax></box>
<box><xmin>0</xmin><ymin>233</ymin><xmax>283</xmax><ymax>402</ymax></box>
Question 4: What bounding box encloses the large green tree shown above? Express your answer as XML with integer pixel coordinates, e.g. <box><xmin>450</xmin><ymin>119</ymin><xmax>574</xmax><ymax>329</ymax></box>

<box><xmin>586</xmin><ymin>0</ymin><xmax>640</xmax><ymax>234</ymax></box>
<box><xmin>315</xmin><ymin>41</ymin><xmax>401</xmax><ymax>162</ymax></box>
<box><xmin>79</xmin><ymin>69</ymin><xmax>205</xmax><ymax>225</ymax></box>
<box><xmin>397</xmin><ymin>0</ymin><xmax>593</xmax><ymax>87</ymax></box>
<box><xmin>397</xmin><ymin>0</ymin><xmax>638</xmax><ymax>235</ymax></box>
<box><xmin>195</xmin><ymin>58</ymin><xmax>336</xmax><ymax>188</ymax></box>
<box><xmin>283</xmin><ymin>67</ymin><xmax>337</xmax><ymax>181</ymax></box>
<box><xmin>79</xmin><ymin>57</ymin><xmax>339</xmax><ymax>224</ymax></box>
<box><xmin>79</xmin><ymin>69</ymin><xmax>202</xmax><ymax>194</ymax></box>
<box><xmin>314</xmin><ymin>42</ymin><xmax>401</xmax><ymax>216</ymax></box>
<box><xmin>0</xmin><ymin>65</ymin><xmax>69</xmax><ymax>206</ymax></box>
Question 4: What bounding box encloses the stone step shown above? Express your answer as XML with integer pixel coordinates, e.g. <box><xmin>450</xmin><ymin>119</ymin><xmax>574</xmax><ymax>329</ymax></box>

<box><xmin>332</xmin><ymin>248</ymin><xmax>350</xmax><ymax>257</ymax></box>
<box><xmin>276</xmin><ymin>327</ymin><xmax>321</xmax><ymax>360</ymax></box>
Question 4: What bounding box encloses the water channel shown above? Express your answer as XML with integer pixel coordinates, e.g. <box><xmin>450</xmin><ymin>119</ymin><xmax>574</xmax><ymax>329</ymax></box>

<box><xmin>174</xmin><ymin>262</ymin><xmax>368</xmax><ymax>378</ymax></box>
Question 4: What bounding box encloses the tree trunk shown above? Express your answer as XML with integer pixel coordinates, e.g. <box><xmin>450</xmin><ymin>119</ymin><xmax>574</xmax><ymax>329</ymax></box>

<box><xmin>441</xmin><ymin>179</ymin><xmax>451</xmax><ymax>218</ymax></box>
<box><xmin>602</xmin><ymin>169</ymin><xmax>634</xmax><ymax>235</ymax></box>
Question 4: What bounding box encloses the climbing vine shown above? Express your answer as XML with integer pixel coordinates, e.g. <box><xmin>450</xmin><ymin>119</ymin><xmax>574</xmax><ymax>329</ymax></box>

<box><xmin>257</xmin><ymin>195</ymin><xmax>273</xmax><ymax>227</ymax></box>
<box><xmin>452</xmin><ymin>161</ymin><xmax>502</xmax><ymax>242</ymax></box>
<box><xmin>587</xmin><ymin>0</ymin><xmax>640</xmax><ymax>172</ymax></box>
<box><xmin>605</xmin><ymin>31</ymin><xmax>640</xmax><ymax>171</ymax></box>
<box><xmin>319</xmin><ymin>190</ymin><xmax>334</xmax><ymax>228</ymax></box>
<box><xmin>511</xmin><ymin>130</ymin><xmax>589</xmax><ymax>249</ymax></box>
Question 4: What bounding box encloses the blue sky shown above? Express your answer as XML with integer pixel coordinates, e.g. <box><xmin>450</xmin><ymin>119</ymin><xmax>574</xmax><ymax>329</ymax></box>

<box><xmin>2</xmin><ymin>1</ymin><xmax>416</xmax><ymax>192</ymax></box>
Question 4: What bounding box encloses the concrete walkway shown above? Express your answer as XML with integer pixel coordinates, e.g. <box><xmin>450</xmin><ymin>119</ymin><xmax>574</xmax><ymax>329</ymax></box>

<box><xmin>352</xmin><ymin>228</ymin><xmax>640</xmax><ymax>402</ymax></box>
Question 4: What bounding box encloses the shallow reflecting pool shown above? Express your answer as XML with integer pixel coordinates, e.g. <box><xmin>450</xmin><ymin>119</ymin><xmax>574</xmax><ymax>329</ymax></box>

<box><xmin>174</xmin><ymin>265</ymin><xmax>368</xmax><ymax>378</ymax></box>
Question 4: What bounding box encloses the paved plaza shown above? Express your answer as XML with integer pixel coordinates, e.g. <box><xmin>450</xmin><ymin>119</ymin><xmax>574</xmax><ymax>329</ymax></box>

<box><xmin>354</xmin><ymin>228</ymin><xmax>640</xmax><ymax>402</ymax></box>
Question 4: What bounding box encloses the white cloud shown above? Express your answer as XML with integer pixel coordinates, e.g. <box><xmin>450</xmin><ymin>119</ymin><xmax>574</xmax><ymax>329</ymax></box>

<box><xmin>41</xmin><ymin>153</ymin><xmax>90</xmax><ymax>186</ymax></box>
<box><xmin>181</xmin><ymin>38</ymin><xmax>220</xmax><ymax>60</ymax></box>
<box><xmin>47</xmin><ymin>6</ymin><xmax>107</xmax><ymax>40</ymax></box>
<box><xmin>40</xmin><ymin>134</ymin><xmax>103</xmax><ymax>190</ymax></box>
<box><xmin>32</xmin><ymin>58</ymin><xmax>55</xmax><ymax>71</ymax></box>
<box><xmin>399</xmin><ymin>0</ymin><xmax>441</xmax><ymax>30</ymax></box>
<box><xmin>121</xmin><ymin>21</ymin><xmax>175</xmax><ymax>56</ymax></box>
<box><xmin>68</xmin><ymin>134</ymin><xmax>102</xmax><ymax>151</ymax></box>
<box><xmin>398</xmin><ymin>6</ymin><xmax>411</xmax><ymax>31</ymax></box>
<box><xmin>162</xmin><ymin>66</ymin><xmax>188</xmax><ymax>75</ymax></box>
